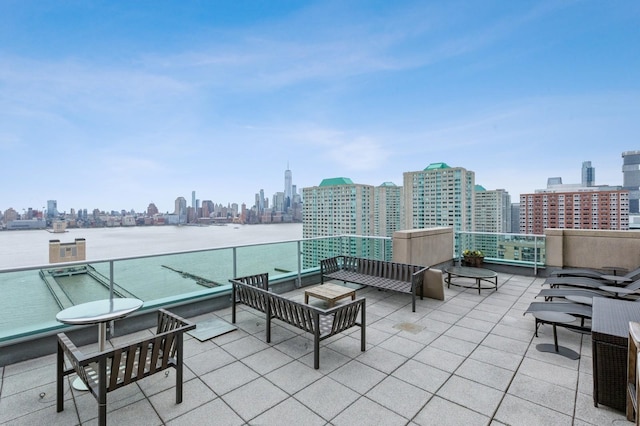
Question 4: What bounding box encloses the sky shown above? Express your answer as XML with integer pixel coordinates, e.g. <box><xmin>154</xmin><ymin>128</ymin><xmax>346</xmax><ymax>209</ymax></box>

<box><xmin>1</xmin><ymin>0</ymin><xmax>639</xmax><ymax>214</ymax></box>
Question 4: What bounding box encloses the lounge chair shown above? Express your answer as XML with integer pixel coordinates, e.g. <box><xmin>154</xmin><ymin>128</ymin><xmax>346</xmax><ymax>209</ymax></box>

<box><xmin>524</xmin><ymin>301</ymin><xmax>592</xmax><ymax>334</ymax></box>
<box><xmin>549</xmin><ymin>266</ymin><xmax>640</xmax><ymax>282</ymax></box>
<box><xmin>537</xmin><ymin>279</ymin><xmax>640</xmax><ymax>301</ymax></box>
<box><xmin>544</xmin><ymin>275</ymin><xmax>634</xmax><ymax>290</ymax></box>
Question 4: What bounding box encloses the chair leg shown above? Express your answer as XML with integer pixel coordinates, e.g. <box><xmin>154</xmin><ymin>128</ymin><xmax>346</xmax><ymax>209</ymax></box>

<box><xmin>56</xmin><ymin>342</ymin><xmax>64</xmax><ymax>413</ymax></box>
<box><xmin>176</xmin><ymin>335</ymin><xmax>184</xmax><ymax>404</ymax></box>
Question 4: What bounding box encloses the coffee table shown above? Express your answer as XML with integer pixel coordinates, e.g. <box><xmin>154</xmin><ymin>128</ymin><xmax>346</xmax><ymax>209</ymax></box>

<box><xmin>305</xmin><ymin>283</ymin><xmax>356</xmax><ymax>308</ymax></box>
<box><xmin>444</xmin><ymin>266</ymin><xmax>498</xmax><ymax>294</ymax></box>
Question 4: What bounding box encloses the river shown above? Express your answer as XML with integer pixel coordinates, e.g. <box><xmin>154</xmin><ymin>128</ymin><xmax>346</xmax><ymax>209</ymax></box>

<box><xmin>0</xmin><ymin>223</ymin><xmax>302</xmax><ymax>269</ymax></box>
<box><xmin>0</xmin><ymin>223</ymin><xmax>303</xmax><ymax>339</ymax></box>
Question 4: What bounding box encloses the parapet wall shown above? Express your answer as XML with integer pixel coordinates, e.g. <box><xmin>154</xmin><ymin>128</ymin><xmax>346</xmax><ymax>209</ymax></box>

<box><xmin>392</xmin><ymin>227</ymin><xmax>453</xmax><ymax>267</ymax></box>
<box><xmin>49</xmin><ymin>238</ymin><xmax>86</xmax><ymax>263</ymax></box>
<box><xmin>545</xmin><ymin>229</ymin><xmax>640</xmax><ymax>272</ymax></box>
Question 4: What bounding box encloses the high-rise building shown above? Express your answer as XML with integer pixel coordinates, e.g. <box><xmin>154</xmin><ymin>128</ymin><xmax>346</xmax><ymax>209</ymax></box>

<box><xmin>403</xmin><ymin>163</ymin><xmax>475</xmax><ymax>233</ymax></box>
<box><xmin>622</xmin><ymin>150</ymin><xmax>640</xmax><ymax>214</ymax></box>
<box><xmin>284</xmin><ymin>164</ymin><xmax>292</xmax><ymax>208</ymax></box>
<box><xmin>520</xmin><ymin>190</ymin><xmax>629</xmax><ymax>234</ymax></box>
<box><xmin>474</xmin><ymin>186</ymin><xmax>511</xmax><ymax>233</ymax></box>
<box><xmin>510</xmin><ymin>203</ymin><xmax>520</xmax><ymax>234</ymax></box>
<box><xmin>47</xmin><ymin>200</ymin><xmax>58</xmax><ymax>218</ymax></box>
<box><xmin>582</xmin><ymin>161</ymin><xmax>595</xmax><ymax>187</ymax></box>
<box><xmin>302</xmin><ymin>177</ymin><xmax>375</xmax><ymax>268</ymax></box>
<box><xmin>473</xmin><ymin>186</ymin><xmax>511</xmax><ymax>258</ymax></box>
<box><xmin>191</xmin><ymin>191</ymin><xmax>196</xmax><ymax>209</ymax></box>
<box><xmin>374</xmin><ymin>182</ymin><xmax>403</xmax><ymax>260</ymax></box>
<box><xmin>147</xmin><ymin>203</ymin><xmax>158</xmax><ymax>216</ymax></box>
<box><xmin>174</xmin><ymin>197</ymin><xmax>187</xmax><ymax>222</ymax></box>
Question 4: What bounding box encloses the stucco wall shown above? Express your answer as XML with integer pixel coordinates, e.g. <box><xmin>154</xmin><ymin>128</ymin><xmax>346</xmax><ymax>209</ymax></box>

<box><xmin>392</xmin><ymin>227</ymin><xmax>453</xmax><ymax>267</ymax></box>
<box><xmin>545</xmin><ymin>229</ymin><xmax>640</xmax><ymax>271</ymax></box>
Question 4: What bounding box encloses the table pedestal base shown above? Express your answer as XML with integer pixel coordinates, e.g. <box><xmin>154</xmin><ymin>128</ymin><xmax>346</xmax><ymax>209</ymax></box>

<box><xmin>72</xmin><ymin>377</ymin><xmax>88</xmax><ymax>391</ymax></box>
<box><xmin>536</xmin><ymin>343</ymin><xmax>580</xmax><ymax>360</ymax></box>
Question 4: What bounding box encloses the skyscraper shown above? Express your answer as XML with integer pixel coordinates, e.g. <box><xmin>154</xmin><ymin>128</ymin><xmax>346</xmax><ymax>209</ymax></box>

<box><xmin>302</xmin><ymin>177</ymin><xmax>375</xmax><ymax>268</ymax></box>
<box><xmin>284</xmin><ymin>163</ymin><xmax>292</xmax><ymax>208</ymax></box>
<box><xmin>403</xmin><ymin>163</ymin><xmax>475</xmax><ymax>233</ymax></box>
<box><xmin>623</xmin><ymin>150</ymin><xmax>640</xmax><ymax>214</ymax></box>
<box><xmin>174</xmin><ymin>197</ymin><xmax>187</xmax><ymax>222</ymax></box>
<box><xmin>374</xmin><ymin>182</ymin><xmax>403</xmax><ymax>261</ymax></box>
<box><xmin>47</xmin><ymin>200</ymin><xmax>58</xmax><ymax>218</ymax></box>
<box><xmin>582</xmin><ymin>161</ymin><xmax>595</xmax><ymax>187</ymax></box>
<box><xmin>474</xmin><ymin>186</ymin><xmax>511</xmax><ymax>233</ymax></box>
<box><xmin>192</xmin><ymin>191</ymin><xmax>196</xmax><ymax>209</ymax></box>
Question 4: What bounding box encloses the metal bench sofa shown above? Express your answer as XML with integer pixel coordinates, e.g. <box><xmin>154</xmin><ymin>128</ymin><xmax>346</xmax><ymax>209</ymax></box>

<box><xmin>56</xmin><ymin>309</ymin><xmax>196</xmax><ymax>426</ymax></box>
<box><xmin>230</xmin><ymin>273</ymin><xmax>366</xmax><ymax>369</ymax></box>
<box><xmin>320</xmin><ymin>255</ymin><xmax>429</xmax><ymax>312</ymax></box>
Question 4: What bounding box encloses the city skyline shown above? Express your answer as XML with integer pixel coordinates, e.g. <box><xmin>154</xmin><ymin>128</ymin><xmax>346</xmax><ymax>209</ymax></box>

<box><xmin>1</xmin><ymin>1</ymin><xmax>639</xmax><ymax>213</ymax></box>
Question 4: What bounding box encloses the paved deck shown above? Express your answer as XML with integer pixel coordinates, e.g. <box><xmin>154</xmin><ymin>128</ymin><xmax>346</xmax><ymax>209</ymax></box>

<box><xmin>0</xmin><ymin>272</ymin><xmax>627</xmax><ymax>425</ymax></box>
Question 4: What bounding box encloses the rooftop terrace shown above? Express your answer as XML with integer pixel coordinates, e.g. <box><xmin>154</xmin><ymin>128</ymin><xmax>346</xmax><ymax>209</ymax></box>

<box><xmin>0</xmin><ymin>270</ymin><xmax>626</xmax><ymax>425</ymax></box>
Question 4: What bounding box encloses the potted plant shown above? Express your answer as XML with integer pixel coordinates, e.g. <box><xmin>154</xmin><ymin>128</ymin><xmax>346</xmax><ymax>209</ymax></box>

<box><xmin>462</xmin><ymin>249</ymin><xmax>484</xmax><ymax>267</ymax></box>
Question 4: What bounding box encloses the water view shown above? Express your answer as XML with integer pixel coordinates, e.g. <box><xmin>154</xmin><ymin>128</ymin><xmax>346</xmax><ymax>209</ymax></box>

<box><xmin>0</xmin><ymin>224</ymin><xmax>302</xmax><ymax>340</ymax></box>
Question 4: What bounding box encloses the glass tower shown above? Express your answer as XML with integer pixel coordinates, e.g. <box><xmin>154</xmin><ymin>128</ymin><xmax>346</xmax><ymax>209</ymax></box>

<box><xmin>623</xmin><ymin>151</ymin><xmax>640</xmax><ymax>214</ymax></box>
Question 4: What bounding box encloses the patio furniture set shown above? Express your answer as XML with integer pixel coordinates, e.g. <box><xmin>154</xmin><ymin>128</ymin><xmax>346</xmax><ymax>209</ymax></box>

<box><xmin>523</xmin><ymin>264</ymin><xmax>640</xmax><ymax>419</ymax></box>
<box><xmin>55</xmin><ymin>255</ymin><xmax>492</xmax><ymax>423</ymax></box>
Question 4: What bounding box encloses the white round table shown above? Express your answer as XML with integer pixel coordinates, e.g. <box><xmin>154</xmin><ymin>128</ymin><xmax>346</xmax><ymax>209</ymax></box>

<box><xmin>56</xmin><ymin>298</ymin><xmax>143</xmax><ymax>390</ymax></box>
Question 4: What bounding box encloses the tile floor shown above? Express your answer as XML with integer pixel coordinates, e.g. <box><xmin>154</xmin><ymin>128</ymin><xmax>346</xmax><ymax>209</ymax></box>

<box><xmin>0</xmin><ymin>272</ymin><xmax>629</xmax><ymax>425</ymax></box>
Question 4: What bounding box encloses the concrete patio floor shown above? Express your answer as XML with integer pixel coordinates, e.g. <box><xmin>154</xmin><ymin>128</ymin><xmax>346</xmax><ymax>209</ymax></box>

<box><xmin>0</xmin><ymin>272</ymin><xmax>629</xmax><ymax>425</ymax></box>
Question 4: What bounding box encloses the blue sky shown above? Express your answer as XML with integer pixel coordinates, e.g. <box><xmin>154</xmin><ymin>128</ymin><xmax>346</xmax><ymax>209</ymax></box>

<box><xmin>1</xmin><ymin>0</ymin><xmax>639</xmax><ymax>214</ymax></box>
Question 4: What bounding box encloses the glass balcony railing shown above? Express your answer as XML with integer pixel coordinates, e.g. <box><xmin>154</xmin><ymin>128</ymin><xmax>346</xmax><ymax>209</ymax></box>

<box><xmin>455</xmin><ymin>231</ymin><xmax>546</xmax><ymax>272</ymax></box>
<box><xmin>0</xmin><ymin>235</ymin><xmax>389</xmax><ymax>345</ymax></box>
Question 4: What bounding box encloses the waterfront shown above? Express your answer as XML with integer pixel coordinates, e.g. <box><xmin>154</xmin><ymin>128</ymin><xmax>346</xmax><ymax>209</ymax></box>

<box><xmin>0</xmin><ymin>223</ymin><xmax>302</xmax><ymax>269</ymax></box>
<box><xmin>0</xmin><ymin>224</ymin><xmax>303</xmax><ymax>340</ymax></box>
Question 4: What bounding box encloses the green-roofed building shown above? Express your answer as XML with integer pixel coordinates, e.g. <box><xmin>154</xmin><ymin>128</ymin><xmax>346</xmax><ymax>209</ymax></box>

<box><xmin>319</xmin><ymin>177</ymin><xmax>354</xmax><ymax>186</ymax></box>
<box><xmin>403</xmin><ymin>164</ymin><xmax>475</xmax><ymax>234</ymax></box>
<box><xmin>424</xmin><ymin>162</ymin><xmax>451</xmax><ymax>170</ymax></box>
<box><xmin>301</xmin><ymin>178</ymin><xmax>402</xmax><ymax>266</ymax></box>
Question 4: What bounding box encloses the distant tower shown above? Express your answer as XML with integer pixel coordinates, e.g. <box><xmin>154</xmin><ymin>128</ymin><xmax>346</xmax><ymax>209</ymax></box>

<box><xmin>174</xmin><ymin>197</ymin><xmax>187</xmax><ymax>218</ymax></box>
<box><xmin>547</xmin><ymin>177</ymin><xmax>562</xmax><ymax>186</ymax></box>
<box><xmin>582</xmin><ymin>161</ymin><xmax>595</xmax><ymax>187</ymax></box>
<box><xmin>47</xmin><ymin>200</ymin><xmax>58</xmax><ymax>218</ymax></box>
<box><xmin>191</xmin><ymin>191</ymin><xmax>196</xmax><ymax>209</ymax></box>
<box><xmin>623</xmin><ymin>151</ymin><xmax>640</xmax><ymax>213</ymax></box>
<box><xmin>284</xmin><ymin>163</ymin><xmax>293</xmax><ymax>208</ymax></box>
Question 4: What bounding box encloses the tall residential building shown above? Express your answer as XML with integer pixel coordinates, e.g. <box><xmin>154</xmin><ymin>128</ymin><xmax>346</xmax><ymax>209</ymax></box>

<box><xmin>623</xmin><ymin>150</ymin><xmax>640</xmax><ymax>214</ymax></box>
<box><xmin>473</xmin><ymin>186</ymin><xmax>511</xmax><ymax>259</ymax></box>
<box><xmin>519</xmin><ymin>190</ymin><xmax>629</xmax><ymax>234</ymax></box>
<box><xmin>374</xmin><ymin>182</ymin><xmax>403</xmax><ymax>260</ymax></box>
<box><xmin>302</xmin><ymin>177</ymin><xmax>375</xmax><ymax>268</ymax></box>
<box><xmin>474</xmin><ymin>187</ymin><xmax>511</xmax><ymax>233</ymax></box>
<box><xmin>582</xmin><ymin>161</ymin><xmax>595</xmax><ymax>187</ymax></box>
<box><xmin>510</xmin><ymin>203</ymin><xmax>521</xmax><ymax>234</ymax></box>
<box><xmin>403</xmin><ymin>163</ymin><xmax>475</xmax><ymax>233</ymax></box>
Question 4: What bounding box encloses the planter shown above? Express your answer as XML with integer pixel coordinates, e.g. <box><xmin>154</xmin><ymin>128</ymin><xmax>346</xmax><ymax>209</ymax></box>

<box><xmin>463</xmin><ymin>256</ymin><xmax>484</xmax><ymax>267</ymax></box>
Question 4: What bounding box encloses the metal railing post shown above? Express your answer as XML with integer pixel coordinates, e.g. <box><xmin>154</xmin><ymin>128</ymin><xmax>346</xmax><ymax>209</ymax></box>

<box><xmin>297</xmin><ymin>240</ymin><xmax>302</xmax><ymax>288</ymax></box>
<box><xmin>109</xmin><ymin>261</ymin><xmax>114</xmax><ymax>301</ymax></box>
<box><xmin>232</xmin><ymin>247</ymin><xmax>237</xmax><ymax>279</ymax></box>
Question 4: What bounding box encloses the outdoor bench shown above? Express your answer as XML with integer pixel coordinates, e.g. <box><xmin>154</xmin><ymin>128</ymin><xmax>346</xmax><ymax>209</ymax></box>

<box><xmin>230</xmin><ymin>273</ymin><xmax>366</xmax><ymax>369</ymax></box>
<box><xmin>320</xmin><ymin>255</ymin><xmax>429</xmax><ymax>312</ymax></box>
<box><xmin>57</xmin><ymin>309</ymin><xmax>195</xmax><ymax>426</ymax></box>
